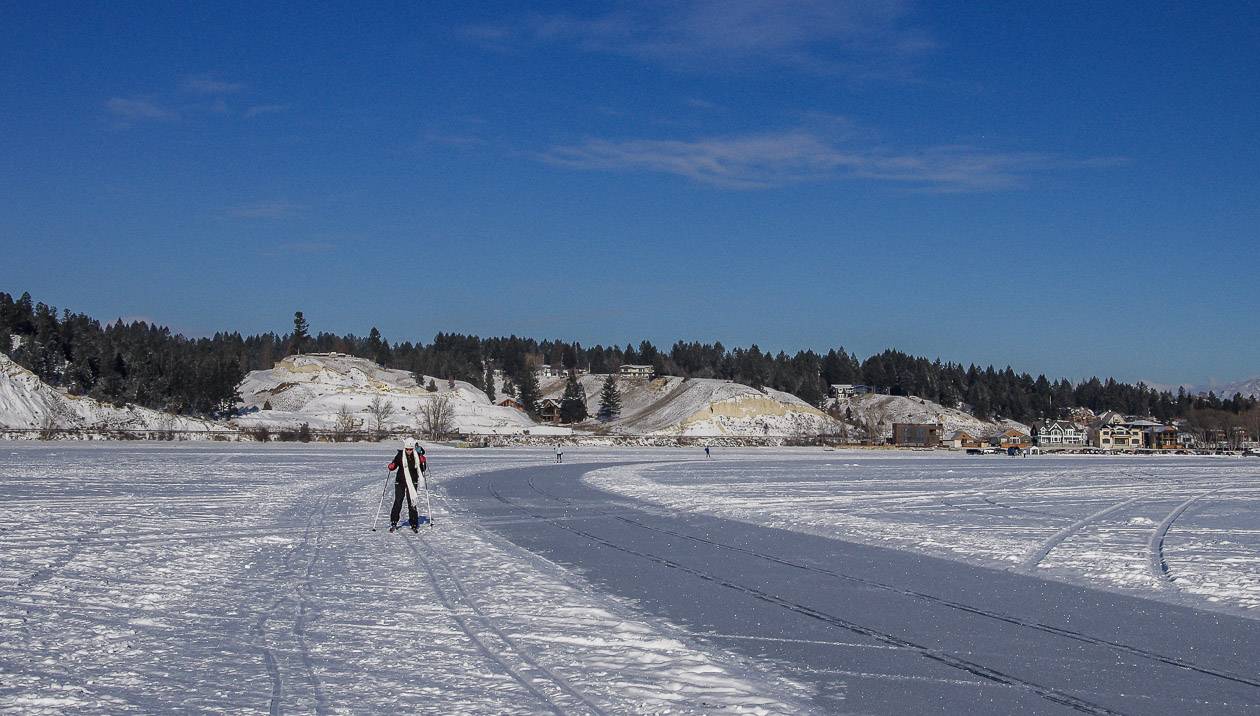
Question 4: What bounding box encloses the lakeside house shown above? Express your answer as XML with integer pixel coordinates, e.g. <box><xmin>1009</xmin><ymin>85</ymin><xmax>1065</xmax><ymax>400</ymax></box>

<box><xmin>990</xmin><ymin>427</ymin><xmax>1032</xmax><ymax>450</ymax></box>
<box><xmin>1033</xmin><ymin>419</ymin><xmax>1086</xmax><ymax>447</ymax></box>
<box><xmin>1144</xmin><ymin>424</ymin><xmax>1181</xmax><ymax>450</ymax></box>
<box><xmin>892</xmin><ymin>423</ymin><xmax>942</xmax><ymax>447</ymax></box>
<box><xmin>1093</xmin><ymin>424</ymin><xmax>1143</xmax><ymax>450</ymax></box>
<box><xmin>945</xmin><ymin>430</ymin><xmax>985</xmax><ymax>449</ymax></box>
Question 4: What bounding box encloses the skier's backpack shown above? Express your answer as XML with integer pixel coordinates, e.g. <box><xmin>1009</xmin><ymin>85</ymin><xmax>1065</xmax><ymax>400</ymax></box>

<box><xmin>418</xmin><ymin>455</ymin><xmax>427</xmax><ymax>472</ymax></box>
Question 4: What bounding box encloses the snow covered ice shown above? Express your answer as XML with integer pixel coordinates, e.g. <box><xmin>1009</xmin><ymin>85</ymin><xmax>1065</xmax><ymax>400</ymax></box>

<box><xmin>2</xmin><ymin>443</ymin><xmax>1259</xmax><ymax>713</ymax></box>
<box><xmin>0</xmin><ymin>443</ymin><xmax>808</xmax><ymax>714</ymax></box>
<box><xmin>587</xmin><ymin>451</ymin><xmax>1260</xmax><ymax>615</ymax></box>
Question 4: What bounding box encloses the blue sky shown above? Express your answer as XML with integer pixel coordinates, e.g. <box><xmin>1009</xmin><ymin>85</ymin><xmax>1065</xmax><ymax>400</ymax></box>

<box><xmin>2</xmin><ymin>1</ymin><xmax>1257</xmax><ymax>385</ymax></box>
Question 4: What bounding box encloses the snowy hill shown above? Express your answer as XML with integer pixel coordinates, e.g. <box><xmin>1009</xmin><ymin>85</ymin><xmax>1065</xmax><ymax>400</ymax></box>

<box><xmin>0</xmin><ymin>352</ymin><xmax>219</xmax><ymax>432</ymax></box>
<box><xmin>234</xmin><ymin>353</ymin><xmax>547</xmax><ymax>435</ymax></box>
<box><xmin>539</xmin><ymin>374</ymin><xmax>842</xmax><ymax>437</ymax></box>
<box><xmin>827</xmin><ymin>392</ymin><xmax>1028</xmax><ymax>441</ymax></box>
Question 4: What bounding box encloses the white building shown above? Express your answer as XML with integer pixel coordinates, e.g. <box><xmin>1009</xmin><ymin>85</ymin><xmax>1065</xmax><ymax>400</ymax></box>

<box><xmin>618</xmin><ymin>364</ymin><xmax>653</xmax><ymax>378</ymax></box>
<box><xmin>1034</xmin><ymin>419</ymin><xmax>1085</xmax><ymax>446</ymax></box>
<box><xmin>535</xmin><ymin>364</ymin><xmax>564</xmax><ymax>379</ymax></box>
<box><xmin>829</xmin><ymin>384</ymin><xmax>872</xmax><ymax>398</ymax></box>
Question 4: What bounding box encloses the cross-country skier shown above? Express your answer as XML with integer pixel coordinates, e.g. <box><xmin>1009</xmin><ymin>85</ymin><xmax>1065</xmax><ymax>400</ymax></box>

<box><xmin>704</xmin><ymin>445</ymin><xmax>711</xmax><ymax>459</ymax></box>
<box><xmin>554</xmin><ymin>444</ymin><xmax>563</xmax><ymax>463</ymax></box>
<box><xmin>386</xmin><ymin>438</ymin><xmax>427</xmax><ymax>532</ymax></box>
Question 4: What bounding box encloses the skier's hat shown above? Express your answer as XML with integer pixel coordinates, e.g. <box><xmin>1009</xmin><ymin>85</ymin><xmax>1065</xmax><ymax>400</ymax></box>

<box><xmin>403</xmin><ymin>438</ymin><xmax>416</xmax><ymax>450</ymax></box>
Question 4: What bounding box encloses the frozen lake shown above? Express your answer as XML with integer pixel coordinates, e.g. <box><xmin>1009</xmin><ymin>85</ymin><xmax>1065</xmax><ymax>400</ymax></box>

<box><xmin>2</xmin><ymin>443</ymin><xmax>1258</xmax><ymax>713</ymax></box>
<box><xmin>587</xmin><ymin>451</ymin><xmax>1260</xmax><ymax>616</ymax></box>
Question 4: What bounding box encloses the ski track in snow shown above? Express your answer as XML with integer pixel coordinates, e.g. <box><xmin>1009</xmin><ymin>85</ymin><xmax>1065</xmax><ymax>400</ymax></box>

<box><xmin>584</xmin><ymin>452</ymin><xmax>1260</xmax><ymax>617</ymax></box>
<box><xmin>0</xmin><ymin>443</ymin><xmax>811</xmax><ymax>714</ymax></box>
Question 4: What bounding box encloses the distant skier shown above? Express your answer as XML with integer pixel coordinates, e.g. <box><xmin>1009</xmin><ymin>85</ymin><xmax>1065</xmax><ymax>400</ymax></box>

<box><xmin>386</xmin><ymin>438</ymin><xmax>427</xmax><ymax>532</ymax></box>
<box><xmin>554</xmin><ymin>444</ymin><xmax>563</xmax><ymax>463</ymax></box>
<box><xmin>704</xmin><ymin>445</ymin><xmax>711</xmax><ymax>459</ymax></box>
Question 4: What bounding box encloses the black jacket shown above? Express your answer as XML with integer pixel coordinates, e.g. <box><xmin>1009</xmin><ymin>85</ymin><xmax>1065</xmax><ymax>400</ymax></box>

<box><xmin>390</xmin><ymin>449</ymin><xmax>426</xmax><ymax>482</ymax></box>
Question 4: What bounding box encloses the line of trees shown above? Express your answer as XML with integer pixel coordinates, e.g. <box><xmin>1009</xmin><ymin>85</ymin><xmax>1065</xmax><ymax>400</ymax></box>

<box><xmin>2</xmin><ymin>291</ymin><xmax>1255</xmax><ymax>424</ymax></box>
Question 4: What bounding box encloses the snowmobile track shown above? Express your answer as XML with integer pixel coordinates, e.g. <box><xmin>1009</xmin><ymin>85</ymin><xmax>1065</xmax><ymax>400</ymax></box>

<box><xmin>252</xmin><ymin>491</ymin><xmax>332</xmax><ymax>715</ymax></box>
<box><xmin>507</xmin><ymin>466</ymin><xmax>1260</xmax><ymax>695</ymax></box>
<box><xmin>1021</xmin><ymin>496</ymin><xmax>1144</xmax><ymax>570</ymax></box>
<box><xmin>1148</xmin><ymin>490</ymin><xmax>1219</xmax><ymax>583</ymax></box>
<box><xmin>483</xmin><ymin>474</ymin><xmax>1131</xmax><ymax>715</ymax></box>
<box><xmin>398</xmin><ymin>527</ymin><xmax>606</xmax><ymax>716</ymax></box>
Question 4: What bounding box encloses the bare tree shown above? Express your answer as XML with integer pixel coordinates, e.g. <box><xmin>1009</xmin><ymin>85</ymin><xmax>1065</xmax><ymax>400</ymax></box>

<box><xmin>860</xmin><ymin>401</ymin><xmax>891</xmax><ymax>445</ymax></box>
<box><xmin>334</xmin><ymin>403</ymin><xmax>362</xmax><ymax>442</ymax></box>
<box><xmin>418</xmin><ymin>395</ymin><xmax>456</xmax><ymax>440</ymax></box>
<box><xmin>38</xmin><ymin>413</ymin><xmax>59</xmax><ymax>441</ymax></box>
<box><xmin>155</xmin><ymin>413</ymin><xmax>177</xmax><ymax>441</ymax></box>
<box><xmin>366</xmin><ymin>395</ymin><xmax>397</xmax><ymax>440</ymax></box>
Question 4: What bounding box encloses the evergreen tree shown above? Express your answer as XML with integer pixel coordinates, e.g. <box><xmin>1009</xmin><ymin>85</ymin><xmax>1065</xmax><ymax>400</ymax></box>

<box><xmin>367</xmin><ymin>327</ymin><xmax>384</xmax><ymax>363</ymax></box>
<box><xmin>597</xmin><ymin>374</ymin><xmax>622</xmax><ymax>422</ymax></box>
<box><xmin>292</xmin><ymin>311</ymin><xmax>309</xmax><ymax>354</ymax></box>
<box><xmin>516</xmin><ymin>368</ymin><xmax>542</xmax><ymax>418</ymax></box>
<box><xmin>484</xmin><ymin>363</ymin><xmax>496</xmax><ymax>402</ymax></box>
<box><xmin>560</xmin><ymin>372</ymin><xmax>588</xmax><ymax>423</ymax></box>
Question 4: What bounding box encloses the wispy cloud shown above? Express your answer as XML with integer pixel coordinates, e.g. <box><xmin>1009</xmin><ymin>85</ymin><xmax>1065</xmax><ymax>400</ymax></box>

<box><xmin>244</xmin><ymin>103</ymin><xmax>288</xmax><ymax>118</ymax></box>
<box><xmin>463</xmin><ymin>0</ymin><xmax>933</xmax><ymax>79</ymax></box>
<box><xmin>183</xmin><ymin>73</ymin><xmax>245</xmax><ymax>94</ymax></box>
<box><xmin>105</xmin><ymin>96</ymin><xmax>177</xmax><ymax>123</ymax></box>
<box><xmin>227</xmin><ymin>200</ymin><xmax>305</xmax><ymax>219</ymax></box>
<box><xmin>537</xmin><ymin>131</ymin><xmax>1125</xmax><ymax>191</ymax></box>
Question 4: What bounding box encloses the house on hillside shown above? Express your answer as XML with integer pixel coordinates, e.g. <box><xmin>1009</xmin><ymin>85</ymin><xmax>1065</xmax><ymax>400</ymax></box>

<box><xmin>829</xmin><ymin>384</ymin><xmax>872</xmax><ymax>398</ymax></box>
<box><xmin>893</xmin><ymin>423</ymin><xmax>942</xmax><ymax>447</ymax></box>
<box><xmin>1033</xmin><ymin>420</ymin><xmax>1085</xmax><ymax>447</ymax></box>
<box><xmin>1094</xmin><ymin>411</ymin><xmax>1127</xmax><ymax>426</ymax></box>
<box><xmin>1068</xmin><ymin>407</ymin><xmax>1097</xmax><ymax>425</ymax></box>
<box><xmin>496</xmin><ymin>396</ymin><xmax>524</xmax><ymax>411</ymax></box>
<box><xmin>1093</xmin><ymin>424</ymin><xmax>1142</xmax><ymax>450</ymax></box>
<box><xmin>537</xmin><ymin>398</ymin><xmax>563</xmax><ymax>424</ymax></box>
<box><xmin>618</xmin><ymin>364</ymin><xmax>654</xmax><ymax>378</ymax></box>
<box><xmin>535</xmin><ymin>364</ymin><xmax>564</xmax><ymax>379</ymax></box>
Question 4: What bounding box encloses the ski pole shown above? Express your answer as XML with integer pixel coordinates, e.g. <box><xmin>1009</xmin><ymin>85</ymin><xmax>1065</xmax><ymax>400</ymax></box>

<box><xmin>371</xmin><ymin>469</ymin><xmax>393</xmax><ymax>531</ymax></box>
<box><xmin>422</xmin><ymin>464</ymin><xmax>434</xmax><ymax>528</ymax></box>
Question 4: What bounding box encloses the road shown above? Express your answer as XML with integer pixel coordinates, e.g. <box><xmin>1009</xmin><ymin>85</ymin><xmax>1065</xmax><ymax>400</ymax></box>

<box><xmin>445</xmin><ymin>460</ymin><xmax>1260</xmax><ymax>715</ymax></box>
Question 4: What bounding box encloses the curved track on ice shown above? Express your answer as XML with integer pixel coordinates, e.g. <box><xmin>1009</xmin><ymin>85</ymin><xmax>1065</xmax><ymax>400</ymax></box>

<box><xmin>447</xmin><ymin>460</ymin><xmax>1260</xmax><ymax>715</ymax></box>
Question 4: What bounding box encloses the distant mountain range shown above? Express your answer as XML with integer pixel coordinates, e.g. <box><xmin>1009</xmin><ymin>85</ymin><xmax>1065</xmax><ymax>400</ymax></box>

<box><xmin>1196</xmin><ymin>377</ymin><xmax>1260</xmax><ymax>399</ymax></box>
<box><xmin>1143</xmin><ymin>377</ymin><xmax>1260</xmax><ymax>399</ymax></box>
<box><xmin>1150</xmin><ymin>377</ymin><xmax>1260</xmax><ymax>399</ymax></box>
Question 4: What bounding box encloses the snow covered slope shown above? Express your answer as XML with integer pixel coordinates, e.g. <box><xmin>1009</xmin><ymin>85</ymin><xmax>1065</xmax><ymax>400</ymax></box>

<box><xmin>235</xmin><ymin>353</ymin><xmax>541</xmax><ymax>434</ymax></box>
<box><xmin>828</xmin><ymin>393</ymin><xmax>1028</xmax><ymax>440</ymax></box>
<box><xmin>0</xmin><ymin>352</ymin><xmax>218</xmax><ymax>432</ymax></box>
<box><xmin>540</xmin><ymin>374</ymin><xmax>842</xmax><ymax>437</ymax></box>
